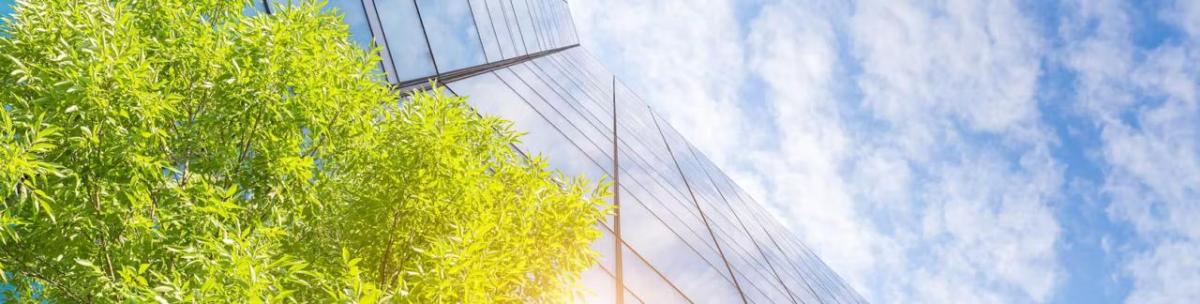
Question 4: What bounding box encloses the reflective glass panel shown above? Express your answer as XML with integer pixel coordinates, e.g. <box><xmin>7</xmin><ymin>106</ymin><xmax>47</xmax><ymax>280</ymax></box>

<box><xmin>242</xmin><ymin>0</ymin><xmax>268</xmax><ymax>16</ymax></box>
<box><xmin>269</xmin><ymin>1</ymin><xmax>373</xmax><ymax>49</ymax></box>
<box><xmin>483</xmin><ymin>0</ymin><xmax>519</xmax><ymax>58</ymax></box>
<box><xmin>579</xmin><ymin>266</ymin><xmax>616</xmax><ymax>304</ymax></box>
<box><xmin>467</xmin><ymin>0</ymin><xmax>502</xmax><ymax>62</ymax></box>
<box><xmin>416</xmin><ymin>0</ymin><xmax>487</xmax><ymax>72</ymax></box>
<box><xmin>509</xmin><ymin>0</ymin><xmax>541</xmax><ymax>53</ymax></box>
<box><xmin>621</xmin><ymin>245</ymin><xmax>691</xmax><ymax>304</ymax></box>
<box><xmin>375</xmin><ymin>0</ymin><xmax>437</xmax><ymax>81</ymax></box>
<box><xmin>447</xmin><ymin>71</ymin><xmax>608</xmax><ymax>183</ymax></box>
<box><xmin>324</xmin><ymin>0</ymin><xmax>374</xmax><ymax>48</ymax></box>
<box><xmin>498</xmin><ymin>0</ymin><xmax>528</xmax><ymax>55</ymax></box>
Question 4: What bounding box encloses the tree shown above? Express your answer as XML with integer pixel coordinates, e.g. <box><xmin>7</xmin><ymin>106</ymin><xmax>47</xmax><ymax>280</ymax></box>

<box><xmin>0</xmin><ymin>0</ymin><xmax>610</xmax><ymax>302</ymax></box>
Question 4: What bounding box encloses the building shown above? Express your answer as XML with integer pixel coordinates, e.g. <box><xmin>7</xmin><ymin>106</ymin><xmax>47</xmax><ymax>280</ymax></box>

<box><xmin>0</xmin><ymin>0</ymin><xmax>868</xmax><ymax>303</ymax></box>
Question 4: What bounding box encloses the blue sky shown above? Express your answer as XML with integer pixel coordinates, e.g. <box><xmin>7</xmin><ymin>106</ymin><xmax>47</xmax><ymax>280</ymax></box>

<box><xmin>572</xmin><ymin>0</ymin><xmax>1200</xmax><ymax>303</ymax></box>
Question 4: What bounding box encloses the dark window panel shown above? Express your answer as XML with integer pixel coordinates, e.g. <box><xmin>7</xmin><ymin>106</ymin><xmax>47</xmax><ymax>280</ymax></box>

<box><xmin>374</xmin><ymin>0</ymin><xmax>437</xmax><ymax>82</ymax></box>
<box><xmin>415</xmin><ymin>0</ymin><xmax>487</xmax><ymax>72</ymax></box>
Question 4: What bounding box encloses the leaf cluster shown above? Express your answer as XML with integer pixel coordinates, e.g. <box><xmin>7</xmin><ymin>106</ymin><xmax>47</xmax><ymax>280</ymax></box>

<box><xmin>0</xmin><ymin>0</ymin><xmax>610</xmax><ymax>302</ymax></box>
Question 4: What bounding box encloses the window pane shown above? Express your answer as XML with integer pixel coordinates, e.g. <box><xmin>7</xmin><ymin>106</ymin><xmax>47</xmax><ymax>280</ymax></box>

<box><xmin>375</xmin><ymin>0</ymin><xmax>437</xmax><ymax>82</ymax></box>
<box><xmin>467</xmin><ymin>0</ymin><xmax>502</xmax><ymax>62</ymax></box>
<box><xmin>499</xmin><ymin>0</ymin><xmax>528</xmax><ymax>55</ymax></box>
<box><xmin>447</xmin><ymin>72</ymin><xmax>608</xmax><ymax>182</ymax></box>
<box><xmin>416</xmin><ymin>0</ymin><xmax>486</xmax><ymax>72</ymax></box>
<box><xmin>484</xmin><ymin>0</ymin><xmax>519</xmax><ymax>58</ymax></box>
<box><xmin>579</xmin><ymin>266</ymin><xmax>616</xmax><ymax>304</ymax></box>
<box><xmin>242</xmin><ymin>0</ymin><xmax>268</xmax><ymax>16</ymax></box>
<box><xmin>509</xmin><ymin>0</ymin><xmax>541</xmax><ymax>53</ymax></box>
<box><xmin>324</xmin><ymin>0</ymin><xmax>374</xmax><ymax>49</ymax></box>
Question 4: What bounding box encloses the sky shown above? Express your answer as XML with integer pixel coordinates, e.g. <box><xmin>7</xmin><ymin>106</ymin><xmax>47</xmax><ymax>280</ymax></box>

<box><xmin>570</xmin><ymin>0</ymin><xmax>1200</xmax><ymax>303</ymax></box>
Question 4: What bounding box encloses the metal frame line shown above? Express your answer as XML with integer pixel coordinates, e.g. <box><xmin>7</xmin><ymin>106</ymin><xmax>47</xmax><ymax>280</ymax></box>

<box><xmin>611</xmin><ymin>75</ymin><xmax>625</xmax><ymax>304</ymax></box>
<box><xmin>397</xmin><ymin>43</ymin><xmax>578</xmax><ymax>92</ymax></box>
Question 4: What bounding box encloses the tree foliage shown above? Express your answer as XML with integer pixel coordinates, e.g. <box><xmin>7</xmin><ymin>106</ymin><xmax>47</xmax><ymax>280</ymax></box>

<box><xmin>0</xmin><ymin>0</ymin><xmax>610</xmax><ymax>302</ymax></box>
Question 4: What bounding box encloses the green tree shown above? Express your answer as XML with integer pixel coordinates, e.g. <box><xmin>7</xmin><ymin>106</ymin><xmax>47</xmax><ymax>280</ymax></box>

<box><xmin>0</xmin><ymin>0</ymin><xmax>610</xmax><ymax>302</ymax></box>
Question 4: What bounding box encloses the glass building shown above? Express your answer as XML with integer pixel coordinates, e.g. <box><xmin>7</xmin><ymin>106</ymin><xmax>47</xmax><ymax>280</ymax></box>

<box><xmin>0</xmin><ymin>0</ymin><xmax>867</xmax><ymax>303</ymax></box>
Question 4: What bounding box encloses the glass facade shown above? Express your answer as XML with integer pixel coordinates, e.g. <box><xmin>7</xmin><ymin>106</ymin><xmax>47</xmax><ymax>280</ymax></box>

<box><xmin>249</xmin><ymin>1</ymin><xmax>866</xmax><ymax>303</ymax></box>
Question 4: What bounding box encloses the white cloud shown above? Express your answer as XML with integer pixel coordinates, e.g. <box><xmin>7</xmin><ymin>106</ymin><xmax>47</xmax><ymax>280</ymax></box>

<box><xmin>1125</xmin><ymin>241</ymin><xmax>1200</xmax><ymax>303</ymax></box>
<box><xmin>1059</xmin><ymin>0</ymin><xmax>1200</xmax><ymax>302</ymax></box>
<box><xmin>573</xmin><ymin>0</ymin><xmax>1064</xmax><ymax>303</ymax></box>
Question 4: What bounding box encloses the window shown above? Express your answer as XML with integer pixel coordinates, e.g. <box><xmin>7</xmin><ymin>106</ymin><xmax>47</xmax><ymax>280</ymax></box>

<box><xmin>323</xmin><ymin>0</ymin><xmax>374</xmax><ymax>49</ymax></box>
<box><xmin>375</xmin><ymin>0</ymin><xmax>437</xmax><ymax>82</ymax></box>
<box><xmin>467</xmin><ymin>0</ymin><xmax>502</xmax><ymax>62</ymax></box>
<box><xmin>415</xmin><ymin>0</ymin><xmax>487</xmax><ymax>72</ymax></box>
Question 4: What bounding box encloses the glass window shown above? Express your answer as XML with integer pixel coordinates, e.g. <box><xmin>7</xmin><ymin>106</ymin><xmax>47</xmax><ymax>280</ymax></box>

<box><xmin>242</xmin><ymin>0</ymin><xmax>268</xmax><ymax>16</ymax></box>
<box><xmin>498</xmin><ymin>0</ymin><xmax>528</xmax><ymax>55</ymax></box>
<box><xmin>539</xmin><ymin>0</ymin><xmax>561</xmax><ymax>48</ymax></box>
<box><xmin>483</xmin><ymin>0</ymin><xmax>519</xmax><ymax>59</ymax></box>
<box><xmin>324</xmin><ymin>0</ymin><xmax>374</xmax><ymax>49</ymax></box>
<box><xmin>618</xmin><ymin>201</ymin><xmax>742</xmax><ymax>303</ymax></box>
<box><xmin>526</xmin><ymin>0</ymin><xmax>548</xmax><ymax>49</ymax></box>
<box><xmin>579</xmin><ymin>266</ymin><xmax>616</xmax><ymax>304</ymax></box>
<box><xmin>495</xmin><ymin>68</ymin><xmax>613</xmax><ymax>173</ymax></box>
<box><xmin>621</xmin><ymin>245</ymin><xmax>691</xmax><ymax>304</ymax></box>
<box><xmin>467</xmin><ymin>0</ymin><xmax>502</xmax><ymax>62</ymax></box>
<box><xmin>509</xmin><ymin>64</ymin><xmax>613</xmax><ymax>150</ymax></box>
<box><xmin>447</xmin><ymin>72</ymin><xmax>608</xmax><ymax>182</ymax></box>
<box><xmin>560</xmin><ymin>2</ymin><xmax>579</xmax><ymax>45</ymax></box>
<box><xmin>509</xmin><ymin>0</ymin><xmax>541</xmax><ymax>53</ymax></box>
<box><xmin>415</xmin><ymin>0</ymin><xmax>486</xmax><ymax>72</ymax></box>
<box><xmin>375</xmin><ymin>0</ymin><xmax>437</xmax><ymax>82</ymax></box>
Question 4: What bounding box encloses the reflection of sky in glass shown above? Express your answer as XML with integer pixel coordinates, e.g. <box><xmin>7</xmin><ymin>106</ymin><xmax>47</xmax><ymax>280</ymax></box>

<box><xmin>447</xmin><ymin>72</ymin><xmax>606</xmax><ymax>181</ymax></box>
<box><xmin>416</xmin><ymin>0</ymin><xmax>485</xmax><ymax>72</ymax></box>
<box><xmin>322</xmin><ymin>0</ymin><xmax>373</xmax><ymax>48</ymax></box>
<box><xmin>509</xmin><ymin>0</ymin><xmax>541</xmax><ymax>53</ymax></box>
<box><xmin>467</xmin><ymin>0</ymin><xmax>502</xmax><ymax>62</ymax></box>
<box><xmin>375</xmin><ymin>0</ymin><xmax>436</xmax><ymax>81</ymax></box>
<box><xmin>484</xmin><ymin>0</ymin><xmax>519</xmax><ymax>59</ymax></box>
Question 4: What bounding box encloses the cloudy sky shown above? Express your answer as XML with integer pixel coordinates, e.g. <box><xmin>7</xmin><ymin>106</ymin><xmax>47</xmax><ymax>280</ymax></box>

<box><xmin>569</xmin><ymin>0</ymin><xmax>1200</xmax><ymax>303</ymax></box>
